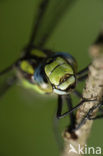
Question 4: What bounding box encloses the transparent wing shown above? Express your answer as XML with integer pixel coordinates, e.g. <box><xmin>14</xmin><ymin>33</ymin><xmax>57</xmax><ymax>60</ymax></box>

<box><xmin>29</xmin><ymin>0</ymin><xmax>77</xmax><ymax>48</ymax></box>
<box><xmin>0</xmin><ymin>76</ymin><xmax>17</xmax><ymax>98</ymax></box>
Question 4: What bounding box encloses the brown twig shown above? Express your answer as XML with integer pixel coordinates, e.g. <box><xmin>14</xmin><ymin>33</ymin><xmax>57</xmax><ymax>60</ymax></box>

<box><xmin>62</xmin><ymin>31</ymin><xmax>103</xmax><ymax>156</ymax></box>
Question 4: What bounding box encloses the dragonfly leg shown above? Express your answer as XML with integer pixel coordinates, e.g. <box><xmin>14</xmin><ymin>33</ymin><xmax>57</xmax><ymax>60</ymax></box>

<box><xmin>54</xmin><ymin>95</ymin><xmax>75</xmax><ymax>150</ymax></box>
<box><xmin>87</xmin><ymin>102</ymin><xmax>103</xmax><ymax>120</ymax></box>
<box><xmin>77</xmin><ymin>65</ymin><xmax>90</xmax><ymax>82</ymax></box>
<box><xmin>77</xmin><ymin>65</ymin><xmax>89</xmax><ymax>76</ymax></box>
<box><xmin>57</xmin><ymin>97</ymin><xmax>96</xmax><ymax>119</ymax></box>
<box><xmin>73</xmin><ymin>90</ymin><xmax>82</xmax><ymax>99</ymax></box>
<box><xmin>55</xmin><ymin>95</ymin><xmax>76</xmax><ymax>134</ymax></box>
<box><xmin>53</xmin><ymin>96</ymin><xmax>64</xmax><ymax>150</ymax></box>
<box><xmin>88</xmin><ymin>114</ymin><xmax>103</xmax><ymax>120</ymax></box>
<box><xmin>0</xmin><ymin>76</ymin><xmax>17</xmax><ymax>98</ymax></box>
<box><xmin>75</xmin><ymin>102</ymin><xmax>103</xmax><ymax>130</ymax></box>
<box><xmin>56</xmin><ymin>95</ymin><xmax>75</xmax><ymax>120</ymax></box>
<box><xmin>66</xmin><ymin>95</ymin><xmax>76</xmax><ymax>131</ymax></box>
<box><xmin>77</xmin><ymin>74</ymin><xmax>88</xmax><ymax>82</ymax></box>
<box><xmin>56</xmin><ymin>95</ymin><xmax>63</xmax><ymax>119</ymax></box>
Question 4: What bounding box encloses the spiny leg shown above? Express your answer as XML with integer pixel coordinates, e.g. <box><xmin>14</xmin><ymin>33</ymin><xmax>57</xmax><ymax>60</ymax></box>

<box><xmin>77</xmin><ymin>74</ymin><xmax>88</xmax><ymax>82</ymax></box>
<box><xmin>77</xmin><ymin>65</ymin><xmax>90</xmax><ymax>82</ymax></box>
<box><xmin>56</xmin><ymin>98</ymin><xmax>95</xmax><ymax>119</ymax></box>
<box><xmin>94</xmin><ymin>106</ymin><xmax>103</xmax><ymax>119</ymax></box>
<box><xmin>0</xmin><ymin>76</ymin><xmax>17</xmax><ymax>98</ymax></box>
<box><xmin>87</xmin><ymin>102</ymin><xmax>103</xmax><ymax>120</ymax></box>
<box><xmin>55</xmin><ymin>95</ymin><xmax>75</xmax><ymax>148</ymax></box>
<box><xmin>56</xmin><ymin>95</ymin><xmax>76</xmax><ymax>122</ymax></box>
<box><xmin>56</xmin><ymin>95</ymin><xmax>63</xmax><ymax>119</ymax></box>
<box><xmin>75</xmin><ymin>102</ymin><xmax>103</xmax><ymax>131</ymax></box>
<box><xmin>53</xmin><ymin>95</ymin><xmax>64</xmax><ymax>151</ymax></box>
<box><xmin>88</xmin><ymin>114</ymin><xmax>103</xmax><ymax>120</ymax></box>
<box><xmin>54</xmin><ymin>95</ymin><xmax>76</xmax><ymax>147</ymax></box>
<box><xmin>73</xmin><ymin>90</ymin><xmax>82</xmax><ymax>99</ymax></box>
<box><xmin>77</xmin><ymin>65</ymin><xmax>89</xmax><ymax>77</ymax></box>
<box><xmin>66</xmin><ymin>95</ymin><xmax>76</xmax><ymax>131</ymax></box>
<box><xmin>54</xmin><ymin>95</ymin><xmax>77</xmax><ymax>149</ymax></box>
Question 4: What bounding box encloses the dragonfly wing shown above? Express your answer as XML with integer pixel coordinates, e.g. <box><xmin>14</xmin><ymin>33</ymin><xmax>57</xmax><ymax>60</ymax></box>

<box><xmin>28</xmin><ymin>0</ymin><xmax>77</xmax><ymax>48</ymax></box>
<box><xmin>0</xmin><ymin>76</ymin><xmax>17</xmax><ymax>98</ymax></box>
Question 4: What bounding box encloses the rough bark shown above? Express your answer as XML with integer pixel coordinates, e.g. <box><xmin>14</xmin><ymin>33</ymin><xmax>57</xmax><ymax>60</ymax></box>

<box><xmin>62</xmin><ymin>33</ymin><xmax>103</xmax><ymax>156</ymax></box>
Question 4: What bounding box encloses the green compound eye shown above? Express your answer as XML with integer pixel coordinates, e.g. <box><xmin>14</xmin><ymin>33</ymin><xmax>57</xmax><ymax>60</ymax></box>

<box><xmin>45</xmin><ymin>57</ymin><xmax>74</xmax><ymax>85</ymax></box>
<box><xmin>44</xmin><ymin>56</ymin><xmax>76</xmax><ymax>95</ymax></box>
<box><xmin>20</xmin><ymin>60</ymin><xmax>34</xmax><ymax>74</ymax></box>
<box><xmin>58</xmin><ymin>76</ymin><xmax>75</xmax><ymax>90</ymax></box>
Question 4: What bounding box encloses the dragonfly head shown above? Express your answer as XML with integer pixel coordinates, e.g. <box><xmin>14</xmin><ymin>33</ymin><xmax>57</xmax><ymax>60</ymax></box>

<box><xmin>45</xmin><ymin>56</ymin><xmax>76</xmax><ymax>95</ymax></box>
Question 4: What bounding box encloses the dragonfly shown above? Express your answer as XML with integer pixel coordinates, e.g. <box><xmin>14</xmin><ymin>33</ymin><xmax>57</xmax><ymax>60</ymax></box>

<box><xmin>0</xmin><ymin>0</ymin><xmax>102</xmax><ymax>132</ymax></box>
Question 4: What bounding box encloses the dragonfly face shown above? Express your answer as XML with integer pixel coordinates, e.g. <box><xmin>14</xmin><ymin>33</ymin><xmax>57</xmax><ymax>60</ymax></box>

<box><xmin>17</xmin><ymin>49</ymin><xmax>77</xmax><ymax>95</ymax></box>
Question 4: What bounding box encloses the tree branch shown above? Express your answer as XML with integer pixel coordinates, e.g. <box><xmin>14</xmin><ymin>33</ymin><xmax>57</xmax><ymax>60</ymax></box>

<box><xmin>62</xmin><ymin>31</ymin><xmax>103</xmax><ymax>156</ymax></box>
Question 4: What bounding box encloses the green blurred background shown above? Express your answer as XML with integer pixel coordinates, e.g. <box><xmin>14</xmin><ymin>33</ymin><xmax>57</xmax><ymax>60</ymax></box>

<box><xmin>0</xmin><ymin>0</ymin><xmax>103</xmax><ymax>156</ymax></box>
